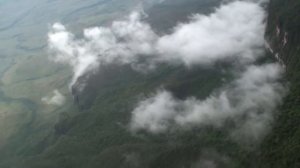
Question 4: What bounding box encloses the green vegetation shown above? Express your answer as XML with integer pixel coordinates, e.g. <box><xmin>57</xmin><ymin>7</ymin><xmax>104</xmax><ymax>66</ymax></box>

<box><xmin>0</xmin><ymin>1</ymin><xmax>243</xmax><ymax>167</ymax></box>
<box><xmin>259</xmin><ymin>0</ymin><xmax>300</xmax><ymax>167</ymax></box>
<box><xmin>1</xmin><ymin>0</ymin><xmax>300</xmax><ymax>167</ymax></box>
<box><xmin>0</xmin><ymin>63</ymin><xmax>257</xmax><ymax>168</ymax></box>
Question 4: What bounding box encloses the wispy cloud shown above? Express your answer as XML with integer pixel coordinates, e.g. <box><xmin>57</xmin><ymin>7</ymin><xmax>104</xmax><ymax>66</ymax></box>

<box><xmin>130</xmin><ymin>63</ymin><xmax>286</xmax><ymax>142</ymax></box>
<box><xmin>47</xmin><ymin>0</ymin><xmax>286</xmax><ymax>143</ymax></box>
<box><xmin>156</xmin><ymin>1</ymin><xmax>265</xmax><ymax>65</ymax></box>
<box><xmin>42</xmin><ymin>90</ymin><xmax>66</xmax><ymax>106</ymax></box>
<box><xmin>48</xmin><ymin>1</ymin><xmax>266</xmax><ymax>88</ymax></box>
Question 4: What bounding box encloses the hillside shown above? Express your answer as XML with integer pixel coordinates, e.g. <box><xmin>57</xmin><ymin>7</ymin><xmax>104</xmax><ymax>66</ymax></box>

<box><xmin>0</xmin><ymin>0</ymin><xmax>299</xmax><ymax>167</ymax></box>
<box><xmin>260</xmin><ymin>0</ymin><xmax>300</xmax><ymax>167</ymax></box>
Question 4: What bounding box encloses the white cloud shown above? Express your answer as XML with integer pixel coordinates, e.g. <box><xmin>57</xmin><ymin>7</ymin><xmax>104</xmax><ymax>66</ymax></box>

<box><xmin>48</xmin><ymin>1</ymin><xmax>266</xmax><ymax>88</ymax></box>
<box><xmin>48</xmin><ymin>12</ymin><xmax>158</xmax><ymax>87</ymax></box>
<box><xmin>156</xmin><ymin>1</ymin><xmax>266</xmax><ymax>65</ymax></box>
<box><xmin>47</xmin><ymin>0</ymin><xmax>285</xmax><ymax>143</ymax></box>
<box><xmin>42</xmin><ymin>90</ymin><xmax>66</xmax><ymax>106</ymax></box>
<box><xmin>48</xmin><ymin>23</ymin><xmax>101</xmax><ymax>87</ymax></box>
<box><xmin>130</xmin><ymin>63</ymin><xmax>286</xmax><ymax>142</ymax></box>
<box><xmin>130</xmin><ymin>90</ymin><xmax>178</xmax><ymax>133</ymax></box>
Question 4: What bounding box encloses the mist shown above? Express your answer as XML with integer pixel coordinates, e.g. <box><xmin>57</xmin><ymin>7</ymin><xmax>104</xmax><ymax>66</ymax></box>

<box><xmin>42</xmin><ymin>89</ymin><xmax>66</xmax><ymax>106</ymax></box>
<box><xmin>48</xmin><ymin>1</ymin><xmax>266</xmax><ymax>88</ymax></box>
<box><xmin>130</xmin><ymin>63</ymin><xmax>286</xmax><ymax>142</ymax></box>
<box><xmin>47</xmin><ymin>0</ymin><xmax>286</xmax><ymax>143</ymax></box>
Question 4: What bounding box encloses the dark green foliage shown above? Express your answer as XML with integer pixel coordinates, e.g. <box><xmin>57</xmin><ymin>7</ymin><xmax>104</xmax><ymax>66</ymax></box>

<box><xmin>145</xmin><ymin>0</ymin><xmax>221</xmax><ymax>33</ymax></box>
<box><xmin>259</xmin><ymin>0</ymin><xmax>300</xmax><ymax>167</ymax></box>
<box><xmin>0</xmin><ymin>61</ymin><xmax>256</xmax><ymax>168</ymax></box>
<box><xmin>2</xmin><ymin>0</ymin><xmax>300</xmax><ymax>167</ymax></box>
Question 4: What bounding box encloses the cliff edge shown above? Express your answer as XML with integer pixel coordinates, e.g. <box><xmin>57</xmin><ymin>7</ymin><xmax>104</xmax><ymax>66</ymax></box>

<box><xmin>260</xmin><ymin>0</ymin><xmax>300</xmax><ymax>167</ymax></box>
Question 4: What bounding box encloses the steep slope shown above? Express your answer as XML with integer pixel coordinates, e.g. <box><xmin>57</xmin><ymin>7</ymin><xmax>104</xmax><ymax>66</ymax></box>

<box><xmin>260</xmin><ymin>0</ymin><xmax>300</xmax><ymax>167</ymax></box>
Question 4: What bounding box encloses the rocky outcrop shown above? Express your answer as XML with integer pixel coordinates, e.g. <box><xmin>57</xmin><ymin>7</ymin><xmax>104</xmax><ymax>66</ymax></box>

<box><xmin>265</xmin><ymin>0</ymin><xmax>300</xmax><ymax>74</ymax></box>
<box><xmin>259</xmin><ymin>1</ymin><xmax>300</xmax><ymax>167</ymax></box>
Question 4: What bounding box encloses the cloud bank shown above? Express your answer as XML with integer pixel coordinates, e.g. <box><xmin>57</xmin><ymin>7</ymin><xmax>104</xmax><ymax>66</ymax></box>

<box><xmin>47</xmin><ymin>0</ymin><xmax>286</xmax><ymax>143</ymax></box>
<box><xmin>130</xmin><ymin>63</ymin><xmax>286</xmax><ymax>142</ymax></box>
<box><xmin>48</xmin><ymin>1</ymin><xmax>266</xmax><ymax>87</ymax></box>
<box><xmin>156</xmin><ymin>1</ymin><xmax>265</xmax><ymax>65</ymax></box>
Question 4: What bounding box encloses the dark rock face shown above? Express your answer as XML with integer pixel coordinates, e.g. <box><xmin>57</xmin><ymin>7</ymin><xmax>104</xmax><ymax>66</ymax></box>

<box><xmin>259</xmin><ymin>1</ymin><xmax>300</xmax><ymax>167</ymax></box>
<box><xmin>265</xmin><ymin>0</ymin><xmax>300</xmax><ymax>72</ymax></box>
